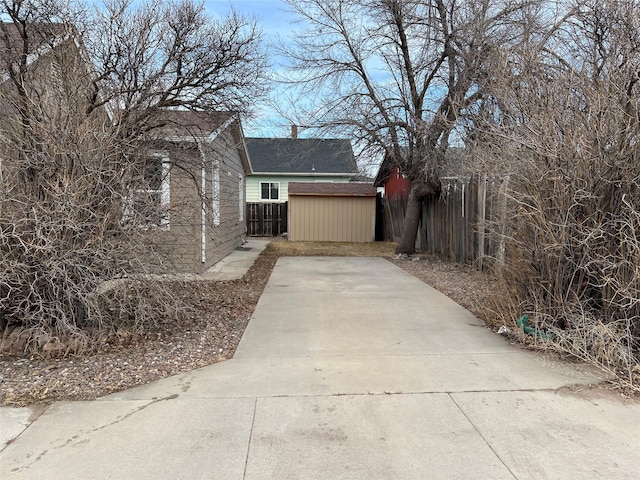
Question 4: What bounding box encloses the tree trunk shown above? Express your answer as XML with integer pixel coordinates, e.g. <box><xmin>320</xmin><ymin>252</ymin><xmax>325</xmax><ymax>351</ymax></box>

<box><xmin>396</xmin><ymin>182</ymin><xmax>431</xmax><ymax>254</ymax></box>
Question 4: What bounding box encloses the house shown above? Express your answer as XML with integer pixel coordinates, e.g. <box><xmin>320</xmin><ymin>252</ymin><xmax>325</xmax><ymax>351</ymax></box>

<box><xmin>244</xmin><ymin>137</ymin><xmax>359</xmax><ymax>203</ymax></box>
<box><xmin>374</xmin><ymin>153</ymin><xmax>411</xmax><ymax>199</ymax></box>
<box><xmin>143</xmin><ymin>111</ymin><xmax>251</xmax><ymax>273</ymax></box>
<box><xmin>243</xmin><ymin>137</ymin><xmax>360</xmax><ymax>237</ymax></box>
<box><xmin>0</xmin><ymin>22</ymin><xmax>250</xmax><ymax>274</ymax></box>
<box><xmin>374</xmin><ymin>146</ymin><xmax>466</xmax><ymax>198</ymax></box>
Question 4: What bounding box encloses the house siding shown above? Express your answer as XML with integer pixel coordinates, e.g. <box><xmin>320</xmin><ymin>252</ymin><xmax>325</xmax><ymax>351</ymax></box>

<box><xmin>202</xmin><ymin>126</ymin><xmax>246</xmax><ymax>271</ymax></box>
<box><xmin>144</xmin><ymin>146</ymin><xmax>201</xmax><ymax>273</ymax></box>
<box><xmin>145</xmin><ymin>125</ymin><xmax>247</xmax><ymax>274</ymax></box>
<box><xmin>384</xmin><ymin>165</ymin><xmax>411</xmax><ymax>199</ymax></box>
<box><xmin>246</xmin><ymin>175</ymin><xmax>351</xmax><ymax>203</ymax></box>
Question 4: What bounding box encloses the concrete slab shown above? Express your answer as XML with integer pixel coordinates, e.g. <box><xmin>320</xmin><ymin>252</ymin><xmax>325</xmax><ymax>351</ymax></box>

<box><xmin>0</xmin><ymin>405</ymin><xmax>47</xmax><ymax>448</ymax></box>
<box><xmin>200</xmin><ymin>238</ymin><xmax>269</xmax><ymax>280</ymax></box>
<box><xmin>450</xmin><ymin>390</ymin><xmax>640</xmax><ymax>480</ymax></box>
<box><xmin>244</xmin><ymin>394</ymin><xmax>514</xmax><ymax>479</ymax></box>
<box><xmin>235</xmin><ymin>257</ymin><xmax>492</xmax><ymax>358</ymax></box>
<box><xmin>1</xmin><ymin>398</ymin><xmax>256</xmax><ymax>479</ymax></box>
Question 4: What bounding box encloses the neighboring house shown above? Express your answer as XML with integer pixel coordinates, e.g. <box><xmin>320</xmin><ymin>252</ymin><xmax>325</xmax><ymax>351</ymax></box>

<box><xmin>374</xmin><ymin>154</ymin><xmax>411</xmax><ymax>199</ymax></box>
<box><xmin>244</xmin><ymin>138</ymin><xmax>359</xmax><ymax>203</ymax></box>
<box><xmin>374</xmin><ymin>146</ymin><xmax>466</xmax><ymax>198</ymax></box>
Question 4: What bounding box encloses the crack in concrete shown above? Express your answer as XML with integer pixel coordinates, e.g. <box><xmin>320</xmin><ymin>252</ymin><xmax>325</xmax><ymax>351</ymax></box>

<box><xmin>93</xmin><ymin>393</ymin><xmax>179</xmax><ymax>432</ymax></box>
<box><xmin>448</xmin><ymin>392</ymin><xmax>519</xmax><ymax>480</ymax></box>
<box><xmin>6</xmin><ymin>394</ymin><xmax>180</xmax><ymax>472</ymax></box>
<box><xmin>242</xmin><ymin>398</ymin><xmax>258</xmax><ymax>480</ymax></box>
<box><xmin>1</xmin><ymin>403</ymin><xmax>50</xmax><ymax>454</ymax></box>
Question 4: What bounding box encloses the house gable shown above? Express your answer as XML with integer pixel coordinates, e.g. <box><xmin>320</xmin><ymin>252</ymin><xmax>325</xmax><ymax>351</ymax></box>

<box><xmin>244</xmin><ymin>137</ymin><xmax>358</xmax><ymax>203</ymax></box>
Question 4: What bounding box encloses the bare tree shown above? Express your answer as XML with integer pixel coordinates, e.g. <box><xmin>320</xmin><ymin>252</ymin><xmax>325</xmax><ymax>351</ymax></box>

<box><xmin>0</xmin><ymin>0</ymin><xmax>266</xmax><ymax>352</ymax></box>
<box><xmin>281</xmin><ymin>0</ymin><xmax>538</xmax><ymax>253</ymax></box>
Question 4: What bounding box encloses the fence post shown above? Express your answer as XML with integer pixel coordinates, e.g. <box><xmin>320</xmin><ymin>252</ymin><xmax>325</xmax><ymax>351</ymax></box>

<box><xmin>495</xmin><ymin>175</ymin><xmax>510</xmax><ymax>268</ymax></box>
<box><xmin>477</xmin><ymin>174</ymin><xmax>487</xmax><ymax>270</ymax></box>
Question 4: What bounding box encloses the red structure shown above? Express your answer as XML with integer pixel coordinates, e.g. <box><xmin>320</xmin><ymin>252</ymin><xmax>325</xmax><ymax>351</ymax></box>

<box><xmin>374</xmin><ymin>156</ymin><xmax>411</xmax><ymax>199</ymax></box>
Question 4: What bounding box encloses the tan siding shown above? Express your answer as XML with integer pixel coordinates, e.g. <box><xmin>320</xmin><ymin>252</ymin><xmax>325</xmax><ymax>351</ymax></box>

<box><xmin>144</xmin><ymin>125</ymin><xmax>247</xmax><ymax>273</ymax></box>
<box><xmin>145</xmin><ymin>148</ymin><xmax>200</xmax><ymax>272</ymax></box>
<box><xmin>289</xmin><ymin>196</ymin><xmax>375</xmax><ymax>242</ymax></box>
<box><xmin>202</xmin><ymin>127</ymin><xmax>247</xmax><ymax>272</ymax></box>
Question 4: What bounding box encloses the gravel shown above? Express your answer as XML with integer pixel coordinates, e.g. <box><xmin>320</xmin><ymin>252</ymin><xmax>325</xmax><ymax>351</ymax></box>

<box><xmin>0</xmin><ymin>253</ymin><xmax>277</xmax><ymax>407</ymax></box>
<box><xmin>389</xmin><ymin>255</ymin><xmax>494</xmax><ymax>318</ymax></box>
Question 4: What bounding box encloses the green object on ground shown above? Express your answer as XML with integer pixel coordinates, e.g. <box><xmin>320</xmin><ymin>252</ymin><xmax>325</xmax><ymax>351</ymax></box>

<box><xmin>516</xmin><ymin>314</ymin><xmax>549</xmax><ymax>339</ymax></box>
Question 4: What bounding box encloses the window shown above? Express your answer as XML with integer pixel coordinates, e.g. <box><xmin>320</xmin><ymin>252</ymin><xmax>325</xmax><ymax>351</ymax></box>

<box><xmin>125</xmin><ymin>154</ymin><xmax>170</xmax><ymax>229</ymax></box>
<box><xmin>260</xmin><ymin>181</ymin><xmax>279</xmax><ymax>201</ymax></box>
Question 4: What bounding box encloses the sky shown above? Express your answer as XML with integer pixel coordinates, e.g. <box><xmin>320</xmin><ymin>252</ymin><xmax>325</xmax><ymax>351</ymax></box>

<box><xmin>205</xmin><ymin>0</ymin><xmax>301</xmax><ymax>138</ymax></box>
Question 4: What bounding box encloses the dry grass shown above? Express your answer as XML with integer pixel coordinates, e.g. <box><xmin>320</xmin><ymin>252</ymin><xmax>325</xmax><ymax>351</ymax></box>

<box><xmin>265</xmin><ymin>239</ymin><xmax>398</xmax><ymax>257</ymax></box>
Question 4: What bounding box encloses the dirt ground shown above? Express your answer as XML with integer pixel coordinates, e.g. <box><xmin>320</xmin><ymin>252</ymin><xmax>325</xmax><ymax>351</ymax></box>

<box><xmin>0</xmin><ymin>241</ymin><xmax>492</xmax><ymax>407</ymax></box>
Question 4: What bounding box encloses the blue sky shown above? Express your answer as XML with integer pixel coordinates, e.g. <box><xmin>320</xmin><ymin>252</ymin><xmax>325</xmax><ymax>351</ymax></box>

<box><xmin>205</xmin><ymin>1</ymin><xmax>299</xmax><ymax>137</ymax></box>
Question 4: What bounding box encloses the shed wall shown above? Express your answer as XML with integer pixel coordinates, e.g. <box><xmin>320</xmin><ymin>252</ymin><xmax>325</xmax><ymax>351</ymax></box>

<box><xmin>289</xmin><ymin>196</ymin><xmax>375</xmax><ymax>242</ymax></box>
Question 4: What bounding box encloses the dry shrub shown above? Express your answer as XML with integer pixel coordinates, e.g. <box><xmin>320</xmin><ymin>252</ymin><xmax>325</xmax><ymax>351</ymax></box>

<box><xmin>472</xmin><ymin>1</ymin><xmax>640</xmax><ymax>391</ymax></box>
<box><xmin>0</xmin><ymin>188</ymin><xmax>188</xmax><ymax>356</ymax></box>
<box><xmin>0</xmin><ymin>0</ymin><xmax>267</xmax><ymax>357</ymax></box>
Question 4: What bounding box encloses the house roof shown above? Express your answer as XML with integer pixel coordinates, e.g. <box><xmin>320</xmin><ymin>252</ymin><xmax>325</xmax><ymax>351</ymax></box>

<box><xmin>245</xmin><ymin>138</ymin><xmax>358</xmax><ymax>174</ymax></box>
<box><xmin>151</xmin><ymin>110</ymin><xmax>252</xmax><ymax>175</ymax></box>
<box><xmin>373</xmin><ymin>155</ymin><xmax>395</xmax><ymax>187</ymax></box>
<box><xmin>0</xmin><ymin>22</ymin><xmax>69</xmax><ymax>66</ymax></box>
<box><xmin>288</xmin><ymin>182</ymin><xmax>377</xmax><ymax>197</ymax></box>
<box><xmin>151</xmin><ymin>110</ymin><xmax>237</xmax><ymax>138</ymax></box>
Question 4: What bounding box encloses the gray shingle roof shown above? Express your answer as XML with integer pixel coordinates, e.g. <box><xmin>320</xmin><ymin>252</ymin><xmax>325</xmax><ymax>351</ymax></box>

<box><xmin>245</xmin><ymin>138</ymin><xmax>358</xmax><ymax>174</ymax></box>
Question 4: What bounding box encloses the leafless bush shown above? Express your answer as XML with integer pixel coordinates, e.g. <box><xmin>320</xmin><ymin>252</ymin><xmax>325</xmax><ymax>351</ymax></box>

<box><xmin>0</xmin><ymin>0</ymin><xmax>265</xmax><ymax>355</ymax></box>
<box><xmin>470</xmin><ymin>0</ymin><xmax>640</xmax><ymax>390</ymax></box>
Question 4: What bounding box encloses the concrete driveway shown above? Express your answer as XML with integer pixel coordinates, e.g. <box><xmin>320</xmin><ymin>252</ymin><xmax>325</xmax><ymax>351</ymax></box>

<box><xmin>1</xmin><ymin>257</ymin><xmax>639</xmax><ymax>479</ymax></box>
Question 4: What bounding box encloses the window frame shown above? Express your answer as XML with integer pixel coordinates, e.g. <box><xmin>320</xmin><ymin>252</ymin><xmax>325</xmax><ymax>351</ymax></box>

<box><xmin>238</xmin><ymin>173</ymin><xmax>244</xmax><ymax>221</ymax></box>
<box><xmin>124</xmin><ymin>152</ymin><xmax>171</xmax><ymax>230</ymax></box>
<box><xmin>259</xmin><ymin>181</ymin><xmax>280</xmax><ymax>201</ymax></box>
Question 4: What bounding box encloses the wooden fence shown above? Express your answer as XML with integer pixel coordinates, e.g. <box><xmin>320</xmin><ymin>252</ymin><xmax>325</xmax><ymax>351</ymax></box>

<box><xmin>421</xmin><ymin>175</ymin><xmax>508</xmax><ymax>269</ymax></box>
<box><xmin>246</xmin><ymin>202</ymin><xmax>288</xmax><ymax>237</ymax></box>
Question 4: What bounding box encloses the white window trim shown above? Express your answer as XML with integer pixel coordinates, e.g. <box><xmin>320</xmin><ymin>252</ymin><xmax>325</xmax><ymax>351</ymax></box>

<box><xmin>159</xmin><ymin>158</ymin><xmax>171</xmax><ymax>228</ymax></box>
<box><xmin>259</xmin><ymin>181</ymin><xmax>280</xmax><ymax>201</ymax></box>
<box><xmin>238</xmin><ymin>173</ymin><xmax>244</xmax><ymax>221</ymax></box>
<box><xmin>212</xmin><ymin>159</ymin><xmax>220</xmax><ymax>227</ymax></box>
<box><xmin>123</xmin><ymin>153</ymin><xmax>170</xmax><ymax>230</ymax></box>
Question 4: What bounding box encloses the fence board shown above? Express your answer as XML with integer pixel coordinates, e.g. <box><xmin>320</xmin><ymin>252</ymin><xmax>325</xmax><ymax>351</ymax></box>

<box><xmin>422</xmin><ymin>175</ymin><xmax>506</xmax><ymax>269</ymax></box>
<box><xmin>246</xmin><ymin>202</ymin><xmax>288</xmax><ymax>236</ymax></box>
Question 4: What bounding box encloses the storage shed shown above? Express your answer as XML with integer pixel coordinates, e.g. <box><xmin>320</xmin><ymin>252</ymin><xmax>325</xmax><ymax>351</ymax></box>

<box><xmin>288</xmin><ymin>182</ymin><xmax>377</xmax><ymax>242</ymax></box>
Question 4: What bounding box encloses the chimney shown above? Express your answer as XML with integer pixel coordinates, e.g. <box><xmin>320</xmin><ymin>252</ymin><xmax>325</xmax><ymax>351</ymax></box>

<box><xmin>291</xmin><ymin>124</ymin><xmax>298</xmax><ymax>138</ymax></box>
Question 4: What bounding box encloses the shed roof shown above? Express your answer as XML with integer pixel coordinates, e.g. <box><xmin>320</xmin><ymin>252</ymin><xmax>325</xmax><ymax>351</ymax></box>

<box><xmin>288</xmin><ymin>182</ymin><xmax>377</xmax><ymax>197</ymax></box>
<box><xmin>245</xmin><ymin>138</ymin><xmax>357</xmax><ymax>174</ymax></box>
